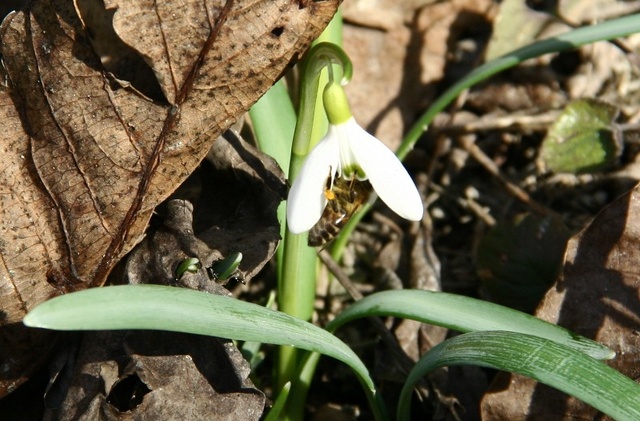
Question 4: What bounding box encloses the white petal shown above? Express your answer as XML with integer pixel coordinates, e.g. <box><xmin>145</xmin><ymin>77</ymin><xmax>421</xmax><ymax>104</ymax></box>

<box><xmin>286</xmin><ymin>133</ymin><xmax>340</xmax><ymax>233</ymax></box>
<box><xmin>345</xmin><ymin>120</ymin><xmax>424</xmax><ymax>221</ymax></box>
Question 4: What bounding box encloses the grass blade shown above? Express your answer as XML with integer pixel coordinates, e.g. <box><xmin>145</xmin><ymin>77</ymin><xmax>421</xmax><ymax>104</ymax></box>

<box><xmin>326</xmin><ymin>290</ymin><xmax>613</xmax><ymax>360</ymax></box>
<box><xmin>397</xmin><ymin>331</ymin><xmax>640</xmax><ymax>421</ymax></box>
<box><xmin>24</xmin><ymin>284</ymin><xmax>375</xmax><ymax>393</ymax></box>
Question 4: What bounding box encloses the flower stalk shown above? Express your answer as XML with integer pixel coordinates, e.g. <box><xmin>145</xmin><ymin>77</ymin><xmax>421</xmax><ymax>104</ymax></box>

<box><xmin>277</xmin><ymin>42</ymin><xmax>352</xmax><ymax>394</ymax></box>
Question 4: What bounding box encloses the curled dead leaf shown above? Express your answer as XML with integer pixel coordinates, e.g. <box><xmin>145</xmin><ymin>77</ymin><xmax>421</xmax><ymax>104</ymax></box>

<box><xmin>46</xmin><ymin>331</ymin><xmax>264</xmax><ymax>420</ymax></box>
<box><xmin>0</xmin><ymin>0</ymin><xmax>338</xmax><ymax>396</ymax></box>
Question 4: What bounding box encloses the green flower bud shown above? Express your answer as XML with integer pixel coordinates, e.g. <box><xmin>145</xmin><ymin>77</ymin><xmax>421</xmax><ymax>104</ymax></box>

<box><xmin>323</xmin><ymin>82</ymin><xmax>352</xmax><ymax>125</ymax></box>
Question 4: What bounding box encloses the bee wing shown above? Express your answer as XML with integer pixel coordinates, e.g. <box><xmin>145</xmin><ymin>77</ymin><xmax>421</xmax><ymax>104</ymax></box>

<box><xmin>347</xmin><ymin>125</ymin><xmax>423</xmax><ymax>221</ymax></box>
<box><xmin>287</xmin><ymin>133</ymin><xmax>340</xmax><ymax>234</ymax></box>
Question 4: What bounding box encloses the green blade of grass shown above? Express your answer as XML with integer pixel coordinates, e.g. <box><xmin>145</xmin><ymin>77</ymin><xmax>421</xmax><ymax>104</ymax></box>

<box><xmin>264</xmin><ymin>382</ymin><xmax>291</xmax><ymax>421</ymax></box>
<box><xmin>397</xmin><ymin>331</ymin><xmax>640</xmax><ymax>421</ymax></box>
<box><xmin>23</xmin><ymin>284</ymin><xmax>375</xmax><ymax>394</ymax></box>
<box><xmin>326</xmin><ymin>290</ymin><xmax>613</xmax><ymax>360</ymax></box>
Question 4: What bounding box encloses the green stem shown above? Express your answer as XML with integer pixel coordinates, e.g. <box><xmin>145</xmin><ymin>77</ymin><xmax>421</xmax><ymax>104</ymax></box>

<box><xmin>277</xmin><ymin>40</ymin><xmax>352</xmax><ymax>395</ymax></box>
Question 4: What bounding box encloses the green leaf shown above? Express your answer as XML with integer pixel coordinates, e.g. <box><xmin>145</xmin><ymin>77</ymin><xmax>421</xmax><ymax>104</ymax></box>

<box><xmin>539</xmin><ymin>99</ymin><xmax>621</xmax><ymax>174</ymax></box>
<box><xmin>23</xmin><ymin>284</ymin><xmax>375</xmax><ymax>394</ymax></box>
<box><xmin>326</xmin><ymin>290</ymin><xmax>613</xmax><ymax>360</ymax></box>
<box><xmin>264</xmin><ymin>382</ymin><xmax>291</xmax><ymax>421</ymax></box>
<box><xmin>397</xmin><ymin>331</ymin><xmax>640</xmax><ymax>421</ymax></box>
<box><xmin>249</xmin><ymin>79</ymin><xmax>296</xmax><ymax>176</ymax></box>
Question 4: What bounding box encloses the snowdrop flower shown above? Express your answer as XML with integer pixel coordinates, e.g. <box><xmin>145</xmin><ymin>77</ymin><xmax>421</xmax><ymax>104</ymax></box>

<box><xmin>287</xmin><ymin>81</ymin><xmax>423</xmax><ymax>234</ymax></box>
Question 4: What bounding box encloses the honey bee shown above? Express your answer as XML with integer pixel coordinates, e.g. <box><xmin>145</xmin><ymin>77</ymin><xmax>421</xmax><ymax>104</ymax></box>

<box><xmin>308</xmin><ymin>175</ymin><xmax>372</xmax><ymax>247</ymax></box>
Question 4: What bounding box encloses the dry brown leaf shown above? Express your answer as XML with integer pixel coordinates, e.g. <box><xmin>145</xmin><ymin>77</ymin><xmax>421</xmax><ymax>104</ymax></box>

<box><xmin>198</xmin><ymin>127</ymin><xmax>286</xmax><ymax>281</ymax></box>
<box><xmin>0</xmin><ymin>0</ymin><xmax>338</xmax><ymax>396</ymax></box>
<box><xmin>481</xmin><ymin>183</ymin><xmax>640</xmax><ymax>420</ymax></box>
<box><xmin>124</xmin><ymin>128</ymin><xmax>286</xmax><ymax>290</ymax></box>
<box><xmin>47</xmin><ymin>331</ymin><xmax>264</xmax><ymax>420</ymax></box>
<box><xmin>559</xmin><ymin>0</ymin><xmax>640</xmax><ymax>25</ymax></box>
<box><xmin>122</xmin><ymin>199</ymin><xmax>233</xmax><ymax>293</ymax></box>
<box><xmin>342</xmin><ymin>0</ymin><xmax>496</xmax><ymax>149</ymax></box>
<box><xmin>51</xmin><ymin>193</ymin><xmax>278</xmax><ymax>417</ymax></box>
